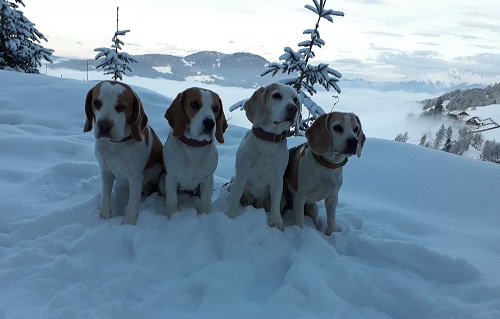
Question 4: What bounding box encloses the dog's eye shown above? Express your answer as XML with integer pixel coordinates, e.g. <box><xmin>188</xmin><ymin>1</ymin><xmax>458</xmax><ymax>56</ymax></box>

<box><xmin>333</xmin><ymin>125</ymin><xmax>343</xmax><ymax>133</ymax></box>
<box><xmin>354</xmin><ymin>127</ymin><xmax>360</xmax><ymax>133</ymax></box>
<box><xmin>272</xmin><ymin>93</ymin><xmax>282</xmax><ymax>100</ymax></box>
<box><xmin>293</xmin><ymin>97</ymin><xmax>299</xmax><ymax>104</ymax></box>
<box><xmin>115</xmin><ymin>105</ymin><xmax>125</xmax><ymax>112</ymax></box>
<box><xmin>93</xmin><ymin>100</ymin><xmax>102</xmax><ymax>110</ymax></box>
<box><xmin>191</xmin><ymin>101</ymin><xmax>201</xmax><ymax>109</ymax></box>
<box><xmin>212</xmin><ymin>105</ymin><xmax>219</xmax><ymax>112</ymax></box>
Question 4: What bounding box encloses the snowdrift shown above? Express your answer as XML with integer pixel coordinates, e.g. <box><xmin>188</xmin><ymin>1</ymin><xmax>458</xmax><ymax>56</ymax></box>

<box><xmin>1</xmin><ymin>70</ymin><xmax>499</xmax><ymax>319</ymax></box>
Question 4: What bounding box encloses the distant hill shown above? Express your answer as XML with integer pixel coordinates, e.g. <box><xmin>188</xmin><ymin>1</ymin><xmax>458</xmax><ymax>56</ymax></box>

<box><xmin>50</xmin><ymin>51</ymin><xmax>279</xmax><ymax>89</ymax></box>
<box><xmin>420</xmin><ymin>82</ymin><xmax>500</xmax><ymax>111</ymax></box>
<box><xmin>49</xmin><ymin>51</ymin><xmax>500</xmax><ymax>93</ymax></box>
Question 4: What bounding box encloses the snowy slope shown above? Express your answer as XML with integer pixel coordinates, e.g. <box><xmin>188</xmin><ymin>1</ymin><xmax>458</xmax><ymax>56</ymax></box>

<box><xmin>0</xmin><ymin>70</ymin><xmax>499</xmax><ymax>319</ymax></box>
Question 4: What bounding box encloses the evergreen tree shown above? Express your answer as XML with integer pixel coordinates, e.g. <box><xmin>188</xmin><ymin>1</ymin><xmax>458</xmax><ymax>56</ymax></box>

<box><xmin>434</xmin><ymin>96</ymin><xmax>444</xmax><ymax>115</ymax></box>
<box><xmin>395</xmin><ymin>131</ymin><xmax>409</xmax><ymax>142</ymax></box>
<box><xmin>0</xmin><ymin>0</ymin><xmax>53</xmax><ymax>73</ymax></box>
<box><xmin>480</xmin><ymin>140</ymin><xmax>500</xmax><ymax>164</ymax></box>
<box><xmin>445</xmin><ymin>126</ymin><xmax>453</xmax><ymax>139</ymax></box>
<box><xmin>261</xmin><ymin>0</ymin><xmax>344</xmax><ymax>135</ymax></box>
<box><xmin>433</xmin><ymin>124</ymin><xmax>446</xmax><ymax>149</ymax></box>
<box><xmin>449</xmin><ymin>126</ymin><xmax>471</xmax><ymax>155</ymax></box>
<box><xmin>470</xmin><ymin>131</ymin><xmax>484</xmax><ymax>150</ymax></box>
<box><xmin>94</xmin><ymin>7</ymin><xmax>137</xmax><ymax>81</ymax></box>
<box><xmin>442</xmin><ymin>136</ymin><xmax>452</xmax><ymax>152</ymax></box>
<box><xmin>419</xmin><ymin>134</ymin><xmax>428</xmax><ymax>147</ymax></box>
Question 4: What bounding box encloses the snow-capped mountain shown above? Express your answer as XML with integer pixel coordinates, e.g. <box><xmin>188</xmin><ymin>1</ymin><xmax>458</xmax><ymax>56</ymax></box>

<box><xmin>401</xmin><ymin>69</ymin><xmax>500</xmax><ymax>91</ymax></box>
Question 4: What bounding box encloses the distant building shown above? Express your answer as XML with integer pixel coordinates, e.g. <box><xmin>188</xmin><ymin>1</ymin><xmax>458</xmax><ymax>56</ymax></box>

<box><xmin>448</xmin><ymin>110</ymin><xmax>470</xmax><ymax>121</ymax></box>
<box><xmin>465</xmin><ymin>116</ymin><xmax>483</xmax><ymax>127</ymax></box>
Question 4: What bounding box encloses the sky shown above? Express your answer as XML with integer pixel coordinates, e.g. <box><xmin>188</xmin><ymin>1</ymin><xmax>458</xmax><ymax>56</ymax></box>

<box><xmin>21</xmin><ymin>0</ymin><xmax>500</xmax><ymax>81</ymax></box>
<box><xmin>1</xmin><ymin>69</ymin><xmax>500</xmax><ymax>318</ymax></box>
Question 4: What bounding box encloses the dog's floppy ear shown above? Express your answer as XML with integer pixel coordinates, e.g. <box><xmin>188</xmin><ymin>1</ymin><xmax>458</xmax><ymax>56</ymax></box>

<box><xmin>243</xmin><ymin>86</ymin><xmax>266</xmax><ymax>124</ymax></box>
<box><xmin>84</xmin><ymin>87</ymin><xmax>95</xmax><ymax>133</ymax></box>
<box><xmin>215</xmin><ymin>95</ymin><xmax>228</xmax><ymax>144</ymax></box>
<box><xmin>306</xmin><ymin>113</ymin><xmax>333</xmax><ymax>155</ymax></box>
<box><xmin>165</xmin><ymin>91</ymin><xmax>188</xmax><ymax>137</ymax></box>
<box><xmin>130</xmin><ymin>91</ymin><xmax>148</xmax><ymax>142</ymax></box>
<box><xmin>355</xmin><ymin>114</ymin><xmax>366</xmax><ymax>158</ymax></box>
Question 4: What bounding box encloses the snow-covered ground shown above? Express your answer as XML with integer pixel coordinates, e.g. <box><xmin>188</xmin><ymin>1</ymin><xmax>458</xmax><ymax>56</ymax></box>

<box><xmin>1</xmin><ymin>70</ymin><xmax>499</xmax><ymax>319</ymax></box>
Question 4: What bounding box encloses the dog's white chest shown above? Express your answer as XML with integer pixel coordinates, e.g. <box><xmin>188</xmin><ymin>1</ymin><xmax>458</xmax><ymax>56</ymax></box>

<box><xmin>96</xmin><ymin>140</ymin><xmax>148</xmax><ymax>181</ymax></box>
<box><xmin>164</xmin><ymin>137</ymin><xmax>218</xmax><ymax>190</ymax></box>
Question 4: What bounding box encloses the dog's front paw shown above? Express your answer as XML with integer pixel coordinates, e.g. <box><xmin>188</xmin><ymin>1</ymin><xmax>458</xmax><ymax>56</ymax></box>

<box><xmin>268</xmin><ymin>215</ymin><xmax>284</xmax><ymax>231</ymax></box>
<box><xmin>226</xmin><ymin>211</ymin><xmax>237</xmax><ymax>219</ymax></box>
<box><xmin>100</xmin><ymin>209</ymin><xmax>111</xmax><ymax>219</ymax></box>
<box><xmin>122</xmin><ymin>213</ymin><xmax>138</xmax><ymax>225</ymax></box>
<box><xmin>325</xmin><ymin>224</ymin><xmax>340</xmax><ymax>236</ymax></box>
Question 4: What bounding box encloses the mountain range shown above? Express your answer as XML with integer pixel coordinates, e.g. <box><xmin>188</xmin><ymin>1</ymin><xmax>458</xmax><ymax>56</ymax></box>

<box><xmin>48</xmin><ymin>51</ymin><xmax>500</xmax><ymax>94</ymax></box>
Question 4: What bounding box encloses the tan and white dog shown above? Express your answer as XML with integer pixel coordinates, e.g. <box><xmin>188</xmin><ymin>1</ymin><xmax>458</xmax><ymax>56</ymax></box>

<box><xmin>163</xmin><ymin>87</ymin><xmax>227</xmax><ymax>218</ymax></box>
<box><xmin>282</xmin><ymin>112</ymin><xmax>365</xmax><ymax>235</ymax></box>
<box><xmin>226</xmin><ymin>83</ymin><xmax>299</xmax><ymax>230</ymax></box>
<box><xmin>84</xmin><ymin>81</ymin><xmax>164</xmax><ymax>225</ymax></box>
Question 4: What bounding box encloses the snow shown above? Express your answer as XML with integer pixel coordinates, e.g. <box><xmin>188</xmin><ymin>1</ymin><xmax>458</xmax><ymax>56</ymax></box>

<box><xmin>407</xmin><ymin>68</ymin><xmax>500</xmax><ymax>90</ymax></box>
<box><xmin>1</xmin><ymin>70</ymin><xmax>499</xmax><ymax>319</ymax></box>
<box><xmin>152</xmin><ymin>66</ymin><xmax>173</xmax><ymax>74</ymax></box>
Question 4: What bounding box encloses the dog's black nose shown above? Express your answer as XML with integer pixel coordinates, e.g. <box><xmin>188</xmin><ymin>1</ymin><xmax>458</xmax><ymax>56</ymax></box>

<box><xmin>203</xmin><ymin>118</ymin><xmax>215</xmax><ymax>131</ymax></box>
<box><xmin>287</xmin><ymin>103</ymin><xmax>298</xmax><ymax>114</ymax></box>
<box><xmin>98</xmin><ymin>120</ymin><xmax>113</xmax><ymax>133</ymax></box>
<box><xmin>345</xmin><ymin>137</ymin><xmax>358</xmax><ymax>153</ymax></box>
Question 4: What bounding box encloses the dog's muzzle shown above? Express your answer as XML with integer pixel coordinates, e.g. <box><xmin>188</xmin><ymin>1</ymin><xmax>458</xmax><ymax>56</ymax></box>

<box><xmin>202</xmin><ymin>118</ymin><xmax>215</xmax><ymax>134</ymax></box>
<box><xmin>96</xmin><ymin>119</ymin><xmax>114</xmax><ymax>138</ymax></box>
<box><xmin>344</xmin><ymin>137</ymin><xmax>358</xmax><ymax>155</ymax></box>
<box><xmin>284</xmin><ymin>103</ymin><xmax>298</xmax><ymax>122</ymax></box>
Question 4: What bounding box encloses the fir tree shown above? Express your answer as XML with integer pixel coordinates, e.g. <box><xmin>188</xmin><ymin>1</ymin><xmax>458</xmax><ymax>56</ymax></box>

<box><xmin>434</xmin><ymin>96</ymin><xmax>444</xmax><ymax>115</ymax></box>
<box><xmin>0</xmin><ymin>0</ymin><xmax>53</xmax><ymax>73</ymax></box>
<box><xmin>442</xmin><ymin>136</ymin><xmax>452</xmax><ymax>152</ymax></box>
<box><xmin>261</xmin><ymin>0</ymin><xmax>344</xmax><ymax>135</ymax></box>
<box><xmin>449</xmin><ymin>126</ymin><xmax>472</xmax><ymax>155</ymax></box>
<box><xmin>94</xmin><ymin>7</ymin><xmax>137</xmax><ymax>81</ymax></box>
<box><xmin>395</xmin><ymin>131</ymin><xmax>409</xmax><ymax>142</ymax></box>
<box><xmin>433</xmin><ymin>124</ymin><xmax>446</xmax><ymax>149</ymax></box>
<box><xmin>419</xmin><ymin>134</ymin><xmax>428</xmax><ymax>147</ymax></box>
<box><xmin>480</xmin><ymin>140</ymin><xmax>500</xmax><ymax>164</ymax></box>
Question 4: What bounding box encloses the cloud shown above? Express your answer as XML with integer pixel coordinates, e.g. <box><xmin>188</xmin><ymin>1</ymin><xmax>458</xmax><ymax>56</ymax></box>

<box><xmin>412</xmin><ymin>32</ymin><xmax>442</xmax><ymax>38</ymax></box>
<box><xmin>417</xmin><ymin>42</ymin><xmax>441</xmax><ymax>47</ymax></box>
<box><xmin>368</xmin><ymin>43</ymin><xmax>399</xmax><ymax>52</ymax></box>
<box><xmin>471</xmin><ymin>44</ymin><xmax>498</xmax><ymax>50</ymax></box>
<box><xmin>364</xmin><ymin>31</ymin><xmax>404</xmax><ymax>37</ymax></box>
<box><xmin>455</xmin><ymin>53</ymin><xmax>500</xmax><ymax>67</ymax></box>
<box><xmin>347</xmin><ymin>0</ymin><xmax>387</xmax><ymax>3</ymax></box>
<box><xmin>457</xmin><ymin>34</ymin><xmax>481</xmax><ymax>40</ymax></box>
<box><xmin>458</xmin><ymin>20</ymin><xmax>500</xmax><ymax>34</ymax></box>
<box><xmin>334</xmin><ymin>58</ymin><xmax>364</xmax><ymax>65</ymax></box>
<box><xmin>372</xmin><ymin>50</ymin><xmax>500</xmax><ymax>78</ymax></box>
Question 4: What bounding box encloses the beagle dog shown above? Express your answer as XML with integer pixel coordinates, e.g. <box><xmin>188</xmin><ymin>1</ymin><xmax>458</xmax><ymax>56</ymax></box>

<box><xmin>282</xmin><ymin>112</ymin><xmax>365</xmax><ymax>235</ymax></box>
<box><xmin>163</xmin><ymin>87</ymin><xmax>227</xmax><ymax>218</ymax></box>
<box><xmin>226</xmin><ymin>83</ymin><xmax>299</xmax><ymax>230</ymax></box>
<box><xmin>84</xmin><ymin>80</ymin><xmax>164</xmax><ymax>225</ymax></box>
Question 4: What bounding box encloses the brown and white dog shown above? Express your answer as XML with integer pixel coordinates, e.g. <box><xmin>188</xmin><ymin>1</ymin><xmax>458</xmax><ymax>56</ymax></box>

<box><xmin>163</xmin><ymin>87</ymin><xmax>228</xmax><ymax>218</ymax></box>
<box><xmin>282</xmin><ymin>112</ymin><xmax>365</xmax><ymax>235</ymax></box>
<box><xmin>226</xmin><ymin>83</ymin><xmax>299</xmax><ymax>230</ymax></box>
<box><xmin>84</xmin><ymin>81</ymin><xmax>163</xmax><ymax>225</ymax></box>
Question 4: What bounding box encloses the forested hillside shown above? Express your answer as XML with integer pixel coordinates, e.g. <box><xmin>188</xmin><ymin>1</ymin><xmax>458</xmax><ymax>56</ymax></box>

<box><xmin>421</xmin><ymin>82</ymin><xmax>500</xmax><ymax>111</ymax></box>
